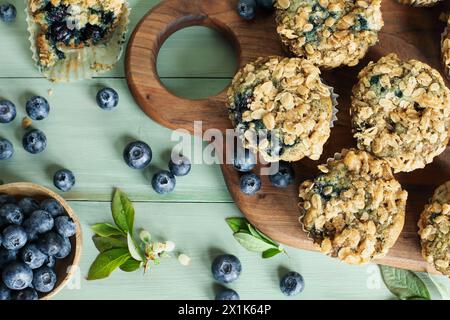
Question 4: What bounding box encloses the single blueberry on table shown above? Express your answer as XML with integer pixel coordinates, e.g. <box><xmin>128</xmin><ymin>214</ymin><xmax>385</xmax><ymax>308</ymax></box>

<box><xmin>96</xmin><ymin>87</ymin><xmax>119</xmax><ymax>110</ymax></box>
<box><xmin>0</xmin><ymin>283</ymin><xmax>12</xmax><ymax>300</ymax></box>
<box><xmin>169</xmin><ymin>155</ymin><xmax>191</xmax><ymax>176</ymax></box>
<box><xmin>237</xmin><ymin>0</ymin><xmax>256</xmax><ymax>20</ymax></box>
<box><xmin>54</xmin><ymin>216</ymin><xmax>76</xmax><ymax>238</ymax></box>
<box><xmin>13</xmin><ymin>287</ymin><xmax>38</xmax><ymax>300</ymax></box>
<box><xmin>256</xmin><ymin>0</ymin><xmax>275</xmax><ymax>11</ymax></box>
<box><xmin>54</xmin><ymin>236</ymin><xmax>71</xmax><ymax>259</ymax></box>
<box><xmin>0</xmin><ymin>100</ymin><xmax>17</xmax><ymax>123</ymax></box>
<box><xmin>32</xmin><ymin>266</ymin><xmax>57</xmax><ymax>293</ymax></box>
<box><xmin>2</xmin><ymin>225</ymin><xmax>27</xmax><ymax>250</ymax></box>
<box><xmin>2</xmin><ymin>262</ymin><xmax>33</xmax><ymax>290</ymax></box>
<box><xmin>23</xmin><ymin>129</ymin><xmax>47</xmax><ymax>154</ymax></box>
<box><xmin>53</xmin><ymin>169</ymin><xmax>76</xmax><ymax>192</ymax></box>
<box><xmin>37</xmin><ymin>232</ymin><xmax>64</xmax><ymax>256</ymax></box>
<box><xmin>211</xmin><ymin>254</ymin><xmax>242</xmax><ymax>284</ymax></box>
<box><xmin>269</xmin><ymin>161</ymin><xmax>295</xmax><ymax>188</ymax></box>
<box><xmin>24</xmin><ymin>210</ymin><xmax>54</xmax><ymax>234</ymax></box>
<box><xmin>233</xmin><ymin>148</ymin><xmax>256</xmax><ymax>172</ymax></box>
<box><xmin>21</xmin><ymin>243</ymin><xmax>48</xmax><ymax>269</ymax></box>
<box><xmin>40</xmin><ymin>198</ymin><xmax>64</xmax><ymax>217</ymax></box>
<box><xmin>0</xmin><ymin>138</ymin><xmax>14</xmax><ymax>160</ymax></box>
<box><xmin>0</xmin><ymin>203</ymin><xmax>24</xmax><ymax>225</ymax></box>
<box><xmin>26</xmin><ymin>96</ymin><xmax>50</xmax><ymax>121</ymax></box>
<box><xmin>216</xmin><ymin>288</ymin><xmax>240</xmax><ymax>300</ymax></box>
<box><xmin>239</xmin><ymin>173</ymin><xmax>261</xmax><ymax>195</ymax></box>
<box><xmin>0</xmin><ymin>3</ymin><xmax>16</xmax><ymax>23</ymax></box>
<box><xmin>18</xmin><ymin>197</ymin><xmax>40</xmax><ymax>217</ymax></box>
<box><xmin>0</xmin><ymin>248</ymin><xmax>17</xmax><ymax>268</ymax></box>
<box><xmin>123</xmin><ymin>141</ymin><xmax>152</xmax><ymax>169</ymax></box>
<box><xmin>0</xmin><ymin>193</ymin><xmax>15</xmax><ymax>205</ymax></box>
<box><xmin>280</xmin><ymin>271</ymin><xmax>305</xmax><ymax>296</ymax></box>
<box><xmin>152</xmin><ymin>170</ymin><xmax>176</xmax><ymax>194</ymax></box>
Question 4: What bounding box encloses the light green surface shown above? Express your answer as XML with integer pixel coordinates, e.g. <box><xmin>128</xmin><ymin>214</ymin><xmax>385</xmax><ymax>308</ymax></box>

<box><xmin>0</xmin><ymin>0</ymin><xmax>447</xmax><ymax>300</ymax></box>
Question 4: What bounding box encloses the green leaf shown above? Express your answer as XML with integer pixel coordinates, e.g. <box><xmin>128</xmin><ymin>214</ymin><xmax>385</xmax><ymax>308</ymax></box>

<box><xmin>262</xmin><ymin>248</ymin><xmax>283</xmax><ymax>259</ymax></box>
<box><xmin>111</xmin><ymin>189</ymin><xmax>135</xmax><ymax>234</ymax></box>
<box><xmin>233</xmin><ymin>232</ymin><xmax>276</xmax><ymax>253</ymax></box>
<box><xmin>127</xmin><ymin>233</ymin><xmax>144</xmax><ymax>262</ymax></box>
<box><xmin>379</xmin><ymin>266</ymin><xmax>431</xmax><ymax>300</ymax></box>
<box><xmin>87</xmin><ymin>248</ymin><xmax>131</xmax><ymax>280</ymax></box>
<box><xmin>428</xmin><ymin>274</ymin><xmax>450</xmax><ymax>300</ymax></box>
<box><xmin>120</xmin><ymin>258</ymin><xmax>143</xmax><ymax>272</ymax></box>
<box><xmin>254</xmin><ymin>228</ymin><xmax>279</xmax><ymax>247</ymax></box>
<box><xmin>92</xmin><ymin>236</ymin><xmax>127</xmax><ymax>253</ymax></box>
<box><xmin>226</xmin><ymin>217</ymin><xmax>249</xmax><ymax>233</ymax></box>
<box><xmin>91</xmin><ymin>223</ymin><xmax>124</xmax><ymax>237</ymax></box>
<box><xmin>247</xmin><ymin>223</ymin><xmax>262</xmax><ymax>239</ymax></box>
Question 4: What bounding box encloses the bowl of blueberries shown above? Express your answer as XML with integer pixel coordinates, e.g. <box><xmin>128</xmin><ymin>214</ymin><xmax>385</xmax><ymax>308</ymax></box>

<box><xmin>0</xmin><ymin>182</ymin><xmax>81</xmax><ymax>300</ymax></box>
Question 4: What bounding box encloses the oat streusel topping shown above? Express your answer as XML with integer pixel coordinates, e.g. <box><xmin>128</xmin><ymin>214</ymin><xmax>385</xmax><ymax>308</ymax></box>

<box><xmin>397</xmin><ymin>0</ymin><xmax>444</xmax><ymax>6</ymax></box>
<box><xmin>351</xmin><ymin>54</ymin><xmax>450</xmax><ymax>173</ymax></box>
<box><xmin>227</xmin><ymin>56</ymin><xmax>334</xmax><ymax>163</ymax></box>
<box><xmin>442</xmin><ymin>16</ymin><xmax>450</xmax><ymax>81</ymax></box>
<box><xmin>299</xmin><ymin>149</ymin><xmax>408</xmax><ymax>265</ymax></box>
<box><xmin>275</xmin><ymin>0</ymin><xmax>384</xmax><ymax>69</ymax></box>
<box><xmin>418</xmin><ymin>181</ymin><xmax>450</xmax><ymax>277</ymax></box>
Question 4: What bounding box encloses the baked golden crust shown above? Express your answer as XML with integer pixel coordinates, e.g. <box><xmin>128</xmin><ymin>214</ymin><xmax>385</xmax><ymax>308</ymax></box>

<box><xmin>299</xmin><ymin>149</ymin><xmax>408</xmax><ymax>265</ymax></box>
<box><xmin>418</xmin><ymin>181</ymin><xmax>450</xmax><ymax>277</ymax></box>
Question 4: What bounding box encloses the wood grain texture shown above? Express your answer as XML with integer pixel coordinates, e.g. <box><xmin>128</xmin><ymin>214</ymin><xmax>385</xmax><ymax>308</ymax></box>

<box><xmin>126</xmin><ymin>0</ymin><xmax>450</xmax><ymax>272</ymax></box>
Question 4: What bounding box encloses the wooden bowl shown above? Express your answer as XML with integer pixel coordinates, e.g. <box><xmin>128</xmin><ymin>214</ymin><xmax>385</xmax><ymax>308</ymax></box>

<box><xmin>0</xmin><ymin>182</ymin><xmax>82</xmax><ymax>300</ymax></box>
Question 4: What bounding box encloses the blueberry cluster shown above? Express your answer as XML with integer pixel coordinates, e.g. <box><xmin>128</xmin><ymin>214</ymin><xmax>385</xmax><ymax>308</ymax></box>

<box><xmin>237</xmin><ymin>0</ymin><xmax>274</xmax><ymax>20</ymax></box>
<box><xmin>0</xmin><ymin>194</ymin><xmax>77</xmax><ymax>300</ymax></box>
<box><xmin>0</xmin><ymin>2</ymin><xmax>16</xmax><ymax>23</ymax></box>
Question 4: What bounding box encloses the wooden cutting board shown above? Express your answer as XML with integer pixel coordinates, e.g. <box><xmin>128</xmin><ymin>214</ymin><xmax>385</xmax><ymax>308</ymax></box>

<box><xmin>126</xmin><ymin>0</ymin><xmax>450</xmax><ymax>272</ymax></box>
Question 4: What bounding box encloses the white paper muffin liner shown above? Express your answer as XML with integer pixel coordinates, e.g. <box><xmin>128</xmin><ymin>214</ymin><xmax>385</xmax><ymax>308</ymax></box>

<box><xmin>25</xmin><ymin>0</ymin><xmax>130</xmax><ymax>82</ymax></box>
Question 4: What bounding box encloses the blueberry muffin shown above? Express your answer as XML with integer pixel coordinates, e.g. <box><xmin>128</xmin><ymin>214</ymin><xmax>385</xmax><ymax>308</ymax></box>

<box><xmin>275</xmin><ymin>0</ymin><xmax>384</xmax><ymax>69</ymax></box>
<box><xmin>397</xmin><ymin>0</ymin><xmax>444</xmax><ymax>6</ymax></box>
<box><xmin>442</xmin><ymin>15</ymin><xmax>450</xmax><ymax>81</ymax></box>
<box><xmin>418</xmin><ymin>181</ymin><xmax>450</xmax><ymax>277</ymax></box>
<box><xmin>299</xmin><ymin>149</ymin><xmax>408</xmax><ymax>265</ymax></box>
<box><xmin>351</xmin><ymin>54</ymin><xmax>450</xmax><ymax>173</ymax></box>
<box><xmin>227</xmin><ymin>56</ymin><xmax>335</xmax><ymax>163</ymax></box>
<box><xmin>28</xmin><ymin>0</ymin><xmax>127</xmax><ymax>69</ymax></box>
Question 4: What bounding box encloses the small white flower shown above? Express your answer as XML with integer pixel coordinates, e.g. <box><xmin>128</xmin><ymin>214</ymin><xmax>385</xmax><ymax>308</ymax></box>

<box><xmin>164</xmin><ymin>241</ymin><xmax>175</xmax><ymax>252</ymax></box>
<box><xmin>152</xmin><ymin>242</ymin><xmax>165</xmax><ymax>255</ymax></box>
<box><xmin>139</xmin><ymin>230</ymin><xmax>151</xmax><ymax>243</ymax></box>
<box><xmin>178</xmin><ymin>254</ymin><xmax>191</xmax><ymax>266</ymax></box>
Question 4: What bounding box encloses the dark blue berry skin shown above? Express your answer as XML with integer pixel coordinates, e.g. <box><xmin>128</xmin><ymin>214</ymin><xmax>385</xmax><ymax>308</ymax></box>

<box><xmin>0</xmin><ymin>204</ymin><xmax>23</xmax><ymax>225</ymax></box>
<box><xmin>53</xmin><ymin>169</ymin><xmax>76</xmax><ymax>192</ymax></box>
<box><xmin>26</xmin><ymin>96</ymin><xmax>50</xmax><ymax>121</ymax></box>
<box><xmin>13</xmin><ymin>288</ymin><xmax>38</xmax><ymax>300</ymax></box>
<box><xmin>2</xmin><ymin>262</ymin><xmax>33</xmax><ymax>290</ymax></box>
<box><xmin>256</xmin><ymin>0</ymin><xmax>275</xmax><ymax>10</ymax></box>
<box><xmin>123</xmin><ymin>141</ymin><xmax>152</xmax><ymax>169</ymax></box>
<box><xmin>0</xmin><ymin>283</ymin><xmax>11</xmax><ymax>300</ymax></box>
<box><xmin>0</xmin><ymin>193</ymin><xmax>15</xmax><ymax>205</ymax></box>
<box><xmin>239</xmin><ymin>173</ymin><xmax>261</xmax><ymax>195</ymax></box>
<box><xmin>45</xmin><ymin>3</ymin><xmax>67</xmax><ymax>23</ymax></box>
<box><xmin>32</xmin><ymin>266</ymin><xmax>56</xmax><ymax>293</ymax></box>
<box><xmin>237</xmin><ymin>0</ymin><xmax>256</xmax><ymax>20</ymax></box>
<box><xmin>0</xmin><ymin>3</ymin><xmax>16</xmax><ymax>23</ymax></box>
<box><xmin>216</xmin><ymin>288</ymin><xmax>240</xmax><ymax>300</ymax></box>
<box><xmin>54</xmin><ymin>236</ymin><xmax>71</xmax><ymax>259</ymax></box>
<box><xmin>40</xmin><ymin>198</ymin><xmax>64</xmax><ymax>217</ymax></box>
<box><xmin>280</xmin><ymin>271</ymin><xmax>305</xmax><ymax>296</ymax></box>
<box><xmin>233</xmin><ymin>148</ymin><xmax>256</xmax><ymax>172</ymax></box>
<box><xmin>24</xmin><ymin>210</ymin><xmax>54</xmax><ymax>234</ymax></box>
<box><xmin>0</xmin><ymin>100</ymin><xmax>17</xmax><ymax>123</ymax></box>
<box><xmin>96</xmin><ymin>88</ymin><xmax>119</xmax><ymax>110</ymax></box>
<box><xmin>21</xmin><ymin>243</ymin><xmax>47</xmax><ymax>269</ymax></box>
<box><xmin>23</xmin><ymin>129</ymin><xmax>47</xmax><ymax>154</ymax></box>
<box><xmin>50</xmin><ymin>22</ymin><xmax>72</xmax><ymax>44</ymax></box>
<box><xmin>152</xmin><ymin>170</ymin><xmax>176</xmax><ymax>194</ymax></box>
<box><xmin>0</xmin><ymin>138</ymin><xmax>14</xmax><ymax>160</ymax></box>
<box><xmin>0</xmin><ymin>248</ymin><xmax>17</xmax><ymax>268</ymax></box>
<box><xmin>37</xmin><ymin>232</ymin><xmax>63</xmax><ymax>256</ymax></box>
<box><xmin>18</xmin><ymin>197</ymin><xmax>40</xmax><ymax>217</ymax></box>
<box><xmin>2</xmin><ymin>226</ymin><xmax>27</xmax><ymax>250</ymax></box>
<box><xmin>54</xmin><ymin>216</ymin><xmax>76</xmax><ymax>238</ymax></box>
<box><xmin>169</xmin><ymin>155</ymin><xmax>191</xmax><ymax>176</ymax></box>
<box><xmin>45</xmin><ymin>255</ymin><xmax>56</xmax><ymax>268</ymax></box>
<box><xmin>269</xmin><ymin>161</ymin><xmax>295</xmax><ymax>188</ymax></box>
<box><xmin>211</xmin><ymin>254</ymin><xmax>242</xmax><ymax>284</ymax></box>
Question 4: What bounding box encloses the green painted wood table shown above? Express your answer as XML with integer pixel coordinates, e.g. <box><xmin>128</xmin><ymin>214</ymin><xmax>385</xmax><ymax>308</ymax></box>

<box><xmin>1</xmin><ymin>0</ymin><xmax>449</xmax><ymax>300</ymax></box>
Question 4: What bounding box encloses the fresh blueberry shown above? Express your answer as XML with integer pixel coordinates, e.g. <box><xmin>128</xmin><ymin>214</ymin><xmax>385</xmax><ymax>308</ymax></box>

<box><xmin>96</xmin><ymin>87</ymin><xmax>119</xmax><ymax>110</ymax></box>
<box><xmin>216</xmin><ymin>288</ymin><xmax>240</xmax><ymax>300</ymax></box>
<box><xmin>26</xmin><ymin>96</ymin><xmax>50</xmax><ymax>121</ymax></box>
<box><xmin>280</xmin><ymin>271</ymin><xmax>305</xmax><ymax>296</ymax></box>
<box><xmin>237</xmin><ymin>0</ymin><xmax>256</xmax><ymax>20</ymax></box>
<box><xmin>0</xmin><ymin>248</ymin><xmax>17</xmax><ymax>268</ymax></box>
<box><xmin>45</xmin><ymin>255</ymin><xmax>56</xmax><ymax>268</ymax></box>
<box><xmin>37</xmin><ymin>232</ymin><xmax>64</xmax><ymax>256</ymax></box>
<box><xmin>40</xmin><ymin>198</ymin><xmax>64</xmax><ymax>217</ymax></box>
<box><xmin>0</xmin><ymin>283</ymin><xmax>11</xmax><ymax>300</ymax></box>
<box><xmin>233</xmin><ymin>148</ymin><xmax>256</xmax><ymax>172</ymax></box>
<box><xmin>13</xmin><ymin>288</ymin><xmax>38</xmax><ymax>300</ymax></box>
<box><xmin>0</xmin><ymin>100</ymin><xmax>16</xmax><ymax>123</ymax></box>
<box><xmin>2</xmin><ymin>226</ymin><xmax>27</xmax><ymax>250</ymax></box>
<box><xmin>32</xmin><ymin>266</ymin><xmax>56</xmax><ymax>293</ymax></box>
<box><xmin>0</xmin><ymin>234</ymin><xmax>2</xmax><ymax>247</ymax></box>
<box><xmin>2</xmin><ymin>262</ymin><xmax>33</xmax><ymax>290</ymax></box>
<box><xmin>54</xmin><ymin>236</ymin><xmax>71</xmax><ymax>259</ymax></box>
<box><xmin>239</xmin><ymin>173</ymin><xmax>261</xmax><ymax>195</ymax></box>
<box><xmin>269</xmin><ymin>161</ymin><xmax>295</xmax><ymax>188</ymax></box>
<box><xmin>0</xmin><ymin>138</ymin><xmax>14</xmax><ymax>160</ymax></box>
<box><xmin>151</xmin><ymin>170</ymin><xmax>176</xmax><ymax>194</ymax></box>
<box><xmin>211</xmin><ymin>254</ymin><xmax>242</xmax><ymax>284</ymax></box>
<box><xmin>54</xmin><ymin>216</ymin><xmax>76</xmax><ymax>238</ymax></box>
<box><xmin>53</xmin><ymin>169</ymin><xmax>76</xmax><ymax>192</ymax></box>
<box><xmin>169</xmin><ymin>155</ymin><xmax>191</xmax><ymax>176</ymax></box>
<box><xmin>0</xmin><ymin>193</ymin><xmax>15</xmax><ymax>205</ymax></box>
<box><xmin>0</xmin><ymin>3</ymin><xmax>16</xmax><ymax>23</ymax></box>
<box><xmin>123</xmin><ymin>141</ymin><xmax>152</xmax><ymax>169</ymax></box>
<box><xmin>21</xmin><ymin>243</ymin><xmax>47</xmax><ymax>269</ymax></box>
<box><xmin>256</xmin><ymin>0</ymin><xmax>275</xmax><ymax>11</ymax></box>
<box><xmin>0</xmin><ymin>204</ymin><xmax>23</xmax><ymax>225</ymax></box>
<box><xmin>18</xmin><ymin>197</ymin><xmax>40</xmax><ymax>217</ymax></box>
<box><xmin>23</xmin><ymin>129</ymin><xmax>47</xmax><ymax>154</ymax></box>
<box><xmin>23</xmin><ymin>210</ymin><xmax>54</xmax><ymax>234</ymax></box>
